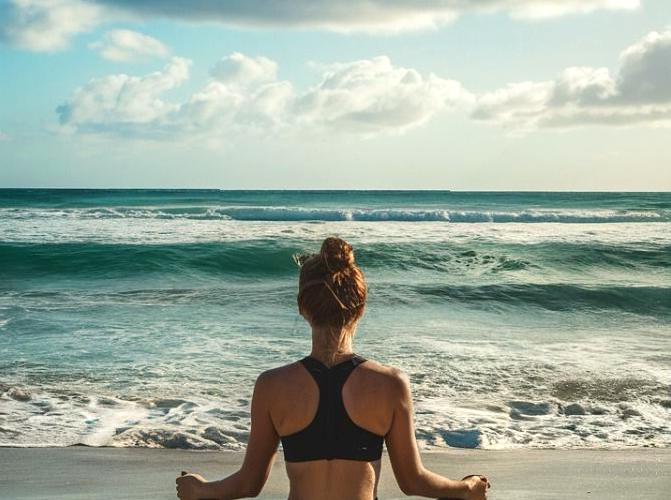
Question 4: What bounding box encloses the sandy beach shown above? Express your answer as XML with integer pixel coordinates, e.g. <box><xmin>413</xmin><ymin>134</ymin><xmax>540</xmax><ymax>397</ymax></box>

<box><xmin>0</xmin><ymin>447</ymin><xmax>669</xmax><ymax>499</ymax></box>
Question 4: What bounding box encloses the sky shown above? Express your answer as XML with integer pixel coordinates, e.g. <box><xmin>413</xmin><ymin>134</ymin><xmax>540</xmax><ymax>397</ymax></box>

<box><xmin>1</xmin><ymin>0</ymin><xmax>670</xmax><ymax>190</ymax></box>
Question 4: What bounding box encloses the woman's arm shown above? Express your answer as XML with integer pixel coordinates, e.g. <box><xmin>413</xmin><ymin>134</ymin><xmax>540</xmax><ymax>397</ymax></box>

<box><xmin>177</xmin><ymin>371</ymin><xmax>280</xmax><ymax>499</ymax></box>
<box><xmin>384</xmin><ymin>370</ymin><xmax>488</xmax><ymax>500</ymax></box>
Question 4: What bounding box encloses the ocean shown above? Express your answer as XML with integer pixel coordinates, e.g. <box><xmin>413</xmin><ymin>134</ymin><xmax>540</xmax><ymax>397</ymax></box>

<box><xmin>0</xmin><ymin>189</ymin><xmax>669</xmax><ymax>450</ymax></box>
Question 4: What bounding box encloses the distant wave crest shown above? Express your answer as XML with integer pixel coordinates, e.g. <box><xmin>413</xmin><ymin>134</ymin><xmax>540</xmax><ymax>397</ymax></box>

<box><xmin>1</xmin><ymin>206</ymin><xmax>668</xmax><ymax>223</ymax></box>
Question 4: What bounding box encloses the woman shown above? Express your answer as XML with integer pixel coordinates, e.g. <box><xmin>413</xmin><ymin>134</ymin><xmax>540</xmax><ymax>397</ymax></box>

<box><xmin>176</xmin><ymin>237</ymin><xmax>490</xmax><ymax>500</ymax></box>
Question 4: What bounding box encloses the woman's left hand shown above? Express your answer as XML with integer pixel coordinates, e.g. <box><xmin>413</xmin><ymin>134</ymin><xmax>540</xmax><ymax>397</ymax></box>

<box><xmin>176</xmin><ymin>471</ymin><xmax>206</xmax><ymax>500</ymax></box>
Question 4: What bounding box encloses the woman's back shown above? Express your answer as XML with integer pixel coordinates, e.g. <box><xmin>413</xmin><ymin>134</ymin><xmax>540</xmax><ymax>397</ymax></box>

<box><xmin>266</xmin><ymin>354</ymin><xmax>399</xmax><ymax>500</ymax></box>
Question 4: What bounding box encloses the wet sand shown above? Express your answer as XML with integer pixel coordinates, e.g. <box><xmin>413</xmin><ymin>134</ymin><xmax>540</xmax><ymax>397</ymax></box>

<box><xmin>0</xmin><ymin>447</ymin><xmax>669</xmax><ymax>499</ymax></box>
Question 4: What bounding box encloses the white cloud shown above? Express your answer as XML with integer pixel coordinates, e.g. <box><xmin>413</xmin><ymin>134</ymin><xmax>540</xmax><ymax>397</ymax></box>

<box><xmin>503</xmin><ymin>0</ymin><xmax>639</xmax><ymax>20</ymax></box>
<box><xmin>1</xmin><ymin>0</ymin><xmax>106</xmax><ymax>52</ymax></box>
<box><xmin>210</xmin><ymin>53</ymin><xmax>278</xmax><ymax>87</ymax></box>
<box><xmin>1</xmin><ymin>0</ymin><xmax>641</xmax><ymax>52</ymax></box>
<box><xmin>56</xmin><ymin>57</ymin><xmax>191</xmax><ymax>135</ymax></box>
<box><xmin>89</xmin><ymin>29</ymin><xmax>169</xmax><ymax>62</ymax></box>
<box><xmin>617</xmin><ymin>30</ymin><xmax>671</xmax><ymax>104</ymax></box>
<box><xmin>57</xmin><ymin>53</ymin><xmax>469</xmax><ymax>139</ymax></box>
<box><xmin>0</xmin><ymin>131</ymin><xmax>11</xmax><ymax>141</ymax></box>
<box><xmin>295</xmin><ymin>56</ymin><xmax>467</xmax><ymax>135</ymax></box>
<box><xmin>472</xmin><ymin>29</ymin><xmax>671</xmax><ymax>130</ymax></box>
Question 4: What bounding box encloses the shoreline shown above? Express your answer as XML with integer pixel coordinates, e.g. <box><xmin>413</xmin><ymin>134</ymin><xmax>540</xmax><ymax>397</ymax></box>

<box><xmin>0</xmin><ymin>448</ymin><xmax>669</xmax><ymax>499</ymax></box>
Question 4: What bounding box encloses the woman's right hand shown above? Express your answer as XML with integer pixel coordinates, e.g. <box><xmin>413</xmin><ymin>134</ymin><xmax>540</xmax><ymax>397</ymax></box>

<box><xmin>436</xmin><ymin>474</ymin><xmax>489</xmax><ymax>500</ymax></box>
<box><xmin>462</xmin><ymin>474</ymin><xmax>489</xmax><ymax>500</ymax></box>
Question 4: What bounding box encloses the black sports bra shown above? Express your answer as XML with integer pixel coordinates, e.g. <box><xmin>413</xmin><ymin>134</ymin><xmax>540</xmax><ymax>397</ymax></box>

<box><xmin>280</xmin><ymin>354</ymin><xmax>384</xmax><ymax>462</ymax></box>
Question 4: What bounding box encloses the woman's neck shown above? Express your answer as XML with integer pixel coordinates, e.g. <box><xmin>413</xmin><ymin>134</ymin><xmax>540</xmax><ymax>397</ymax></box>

<box><xmin>309</xmin><ymin>324</ymin><xmax>355</xmax><ymax>367</ymax></box>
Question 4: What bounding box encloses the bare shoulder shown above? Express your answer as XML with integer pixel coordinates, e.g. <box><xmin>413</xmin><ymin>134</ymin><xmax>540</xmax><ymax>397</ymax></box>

<box><xmin>359</xmin><ymin>358</ymin><xmax>398</xmax><ymax>375</ymax></box>
<box><xmin>254</xmin><ymin>361</ymin><xmax>304</xmax><ymax>390</ymax></box>
<box><xmin>358</xmin><ymin>359</ymin><xmax>411</xmax><ymax>397</ymax></box>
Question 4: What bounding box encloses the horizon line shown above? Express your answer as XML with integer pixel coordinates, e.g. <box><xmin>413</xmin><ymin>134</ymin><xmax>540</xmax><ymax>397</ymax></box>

<box><xmin>1</xmin><ymin>187</ymin><xmax>670</xmax><ymax>194</ymax></box>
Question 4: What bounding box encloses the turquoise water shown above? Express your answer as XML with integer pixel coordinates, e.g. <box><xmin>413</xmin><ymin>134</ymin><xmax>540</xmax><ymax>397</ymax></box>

<box><xmin>1</xmin><ymin>190</ymin><xmax>670</xmax><ymax>449</ymax></box>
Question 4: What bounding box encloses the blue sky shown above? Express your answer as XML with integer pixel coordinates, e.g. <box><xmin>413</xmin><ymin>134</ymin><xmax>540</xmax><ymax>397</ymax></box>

<box><xmin>1</xmin><ymin>0</ymin><xmax>670</xmax><ymax>190</ymax></box>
